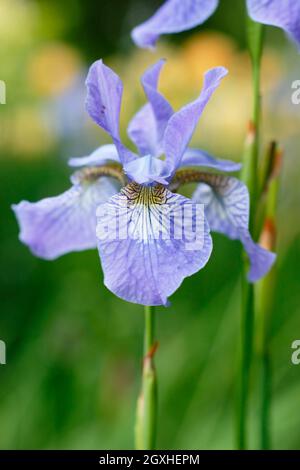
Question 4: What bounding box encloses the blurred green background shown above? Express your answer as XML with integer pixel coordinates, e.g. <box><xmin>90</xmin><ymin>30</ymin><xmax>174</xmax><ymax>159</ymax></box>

<box><xmin>0</xmin><ymin>0</ymin><xmax>300</xmax><ymax>450</ymax></box>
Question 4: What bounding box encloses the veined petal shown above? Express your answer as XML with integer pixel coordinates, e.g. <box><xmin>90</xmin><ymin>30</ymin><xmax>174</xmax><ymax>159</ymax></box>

<box><xmin>128</xmin><ymin>60</ymin><xmax>173</xmax><ymax>157</ymax></box>
<box><xmin>131</xmin><ymin>0</ymin><xmax>219</xmax><ymax>49</ymax></box>
<box><xmin>123</xmin><ymin>155</ymin><xmax>170</xmax><ymax>185</ymax></box>
<box><xmin>163</xmin><ymin>67</ymin><xmax>228</xmax><ymax>176</ymax></box>
<box><xmin>247</xmin><ymin>0</ymin><xmax>300</xmax><ymax>47</ymax></box>
<box><xmin>12</xmin><ymin>178</ymin><xmax>120</xmax><ymax>260</ymax></box>
<box><xmin>193</xmin><ymin>175</ymin><xmax>249</xmax><ymax>237</ymax></box>
<box><xmin>68</xmin><ymin>144</ymin><xmax>120</xmax><ymax>167</ymax></box>
<box><xmin>193</xmin><ymin>175</ymin><xmax>276</xmax><ymax>281</ymax></box>
<box><xmin>96</xmin><ymin>183</ymin><xmax>212</xmax><ymax>306</ymax></box>
<box><xmin>85</xmin><ymin>60</ymin><xmax>136</xmax><ymax>164</ymax></box>
<box><xmin>180</xmin><ymin>148</ymin><xmax>242</xmax><ymax>172</ymax></box>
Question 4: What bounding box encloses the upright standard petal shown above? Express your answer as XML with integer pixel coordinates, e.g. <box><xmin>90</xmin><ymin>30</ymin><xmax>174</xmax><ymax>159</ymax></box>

<box><xmin>128</xmin><ymin>60</ymin><xmax>173</xmax><ymax>157</ymax></box>
<box><xmin>85</xmin><ymin>60</ymin><xmax>122</xmax><ymax>140</ymax></box>
<box><xmin>140</xmin><ymin>60</ymin><xmax>173</xmax><ymax>143</ymax></box>
<box><xmin>85</xmin><ymin>60</ymin><xmax>136</xmax><ymax>164</ymax></box>
<box><xmin>180</xmin><ymin>148</ymin><xmax>242</xmax><ymax>172</ymax></box>
<box><xmin>192</xmin><ymin>174</ymin><xmax>276</xmax><ymax>281</ymax></box>
<box><xmin>127</xmin><ymin>104</ymin><xmax>159</xmax><ymax>157</ymax></box>
<box><xmin>12</xmin><ymin>178</ymin><xmax>120</xmax><ymax>260</ymax></box>
<box><xmin>163</xmin><ymin>67</ymin><xmax>228</xmax><ymax>175</ymax></box>
<box><xmin>96</xmin><ymin>183</ymin><xmax>212</xmax><ymax>305</ymax></box>
<box><xmin>247</xmin><ymin>0</ymin><xmax>300</xmax><ymax>47</ymax></box>
<box><xmin>132</xmin><ymin>0</ymin><xmax>219</xmax><ymax>49</ymax></box>
<box><xmin>68</xmin><ymin>144</ymin><xmax>120</xmax><ymax>167</ymax></box>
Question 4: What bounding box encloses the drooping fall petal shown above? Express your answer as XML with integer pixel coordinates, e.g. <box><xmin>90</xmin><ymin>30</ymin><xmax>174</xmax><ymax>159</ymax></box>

<box><xmin>193</xmin><ymin>174</ymin><xmax>276</xmax><ymax>281</ymax></box>
<box><xmin>13</xmin><ymin>178</ymin><xmax>120</xmax><ymax>260</ymax></box>
<box><xmin>96</xmin><ymin>183</ymin><xmax>212</xmax><ymax>305</ymax></box>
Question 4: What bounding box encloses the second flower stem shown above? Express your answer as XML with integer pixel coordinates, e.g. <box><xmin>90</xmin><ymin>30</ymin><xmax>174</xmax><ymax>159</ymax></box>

<box><xmin>237</xmin><ymin>272</ymin><xmax>254</xmax><ymax>449</ymax></box>
<box><xmin>237</xmin><ymin>18</ymin><xmax>264</xmax><ymax>450</ymax></box>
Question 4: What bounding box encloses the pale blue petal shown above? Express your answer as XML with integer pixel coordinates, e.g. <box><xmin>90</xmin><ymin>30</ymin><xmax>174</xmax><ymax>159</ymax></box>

<box><xmin>163</xmin><ymin>67</ymin><xmax>228</xmax><ymax>176</ymax></box>
<box><xmin>96</xmin><ymin>184</ymin><xmax>212</xmax><ymax>305</ymax></box>
<box><xmin>128</xmin><ymin>60</ymin><xmax>173</xmax><ymax>157</ymax></box>
<box><xmin>68</xmin><ymin>144</ymin><xmax>120</xmax><ymax>167</ymax></box>
<box><xmin>180</xmin><ymin>148</ymin><xmax>242</xmax><ymax>172</ymax></box>
<box><xmin>193</xmin><ymin>175</ymin><xmax>276</xmax><ymax>281</ymax></box>
<box><xmin>85</xmin><ymin>59</ymin><xmax>136</xmax><ymax>164</ymax></box>
<box><xmin>247</xmin><ymin>0</ymin><xmax>300</xmax><ymax>47</ymax></box>
<box><xmin>85</xmin><ymin>60</ymin><xmax>122</xmax><ymax>140</ymax></box>
<box><xmin>127</xmin><ymin>103</ymin><xmax>159</xmax><ymax>157</ymax></box>
<box><xmin>12</xmin><ymin>178</ymin><xmax>120</xmax><ymax>260</ymax></box>
<box><xmin>141</xmin><ymin>60</ymin><xmax>173</xmax><ymax>145</ymax></box>
<box><xmin>123</xmin><ymin>155</ymin><xmax>170</xmax><ymax>185</ymax></box>
<box><xmin>132</xmin><ymin>0</ymin><xmax>219</xmax><ymax>49</ymax></box>
<box><xmin>240</xmin><ymin>230</ymin><xmax>277</xmax><ymax>282</ymax></box>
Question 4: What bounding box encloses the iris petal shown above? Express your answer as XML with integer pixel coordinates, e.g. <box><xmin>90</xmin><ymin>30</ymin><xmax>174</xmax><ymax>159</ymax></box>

<box><xmin>128</xmin><ymin>60</ymin><xmax>173</xmax><ymax>157</ymax></box>
<box><xmin>127</xmin><ymin>104</ymin><xmax>159</xmax><ymax>157</ymax></box>
<box><xmin>247</xmin><ymin>0</ymin><xmax>300</xmax><ymax>47</ymax></box>
<box><xmin>123</xmin><ymin>155</ymin><xmax>170</xmax><ymax>185</ymax></box>
<box><xmin>68</xmin><ymin>144</ymin><xmax>120</xmax><ymax>167</ymax></box>
<box><xmin>96</xmin><ymin>183</ymin><xmax>212</xmax><ymax>305</ymax></box>
<box><xmin>240</xmin><ymin>230</ymin><xmax>276</xmax><ymax>282</ymax></box>
<box><xmin>140</xmin><ymin>60</ymin><xmax>173</xmax><ymax>146</ymax></box>
<box><xmin>131</xmin><ymin>0</ymin><xmax>219</xmax><ymax>49</ymax></box>
<box><xmin>193</xmin><ymin>175</ymin><xmax>276</xmax><ymax>281</ymax></box>
<box><xmin>163</xmin><ymin>67</ymin><xmax>228</xmax><ymax>176</ymax></box>
<box><xmin>180</xmin><ymin>148</ymin><xmax>242</xmax><ymax>172</ymax></box>
<box><xmin>12</xmin><ymin>178</ymin><xmax>120</xmax><ymax>260</ymax></box>
<box><xmin>85</xmin><ymin>60</ymin><xmax>136</xmax><ymax>164</ymax></box>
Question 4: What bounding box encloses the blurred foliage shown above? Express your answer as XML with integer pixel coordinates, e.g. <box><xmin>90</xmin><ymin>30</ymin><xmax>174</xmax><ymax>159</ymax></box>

<box><xmin>0</xmin><ymin>0</ymin><xmax>300</xmax><ymax>450</ymax></box>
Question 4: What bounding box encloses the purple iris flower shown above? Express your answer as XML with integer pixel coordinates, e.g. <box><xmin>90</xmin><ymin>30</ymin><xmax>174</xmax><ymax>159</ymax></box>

<box><xmin>132</xmin><ymin>0</ymin><xmax>300</xmax><ymax>49</ymax></box>
<box><xmin>13</xmin><ymin>59</ymin><xmax>275</xmax><ymax>306</ymax></box>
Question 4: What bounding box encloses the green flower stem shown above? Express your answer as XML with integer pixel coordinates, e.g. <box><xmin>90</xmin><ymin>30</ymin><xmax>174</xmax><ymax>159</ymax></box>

<box><xmin>237</xmin><ymin>18</ymin><xmax>264</xmax><ymax>450</ymax></box>
<box><xmin>135</xmin><ymin>306</ymin><xmax>157</xmax><ymax>450</ymax></box>
<box><xmin>259</xmin><ymin>347</ymin><xmax>272</xmax><ymax>449</ymax></box>
<box><xmin>242</xmin><ymin>18</ymin><xmax>264</xmax><ymax>224</ymax></box>
<box><xmin>236</xmin><ymin>272</ymin><xmax>255</xmax><ymax>450</ymax></box>
<box><xmin>256</xmin><ymin>150</ymin><xmax>280</xmax><ymax>449</ymax></box>
<box><xmin>256</xmin><ymin>269</ymin><xmax>275</xmax><ymax>450</ymax></box>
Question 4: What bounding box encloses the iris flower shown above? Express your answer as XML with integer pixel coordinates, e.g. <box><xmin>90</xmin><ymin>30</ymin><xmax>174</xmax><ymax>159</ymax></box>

<box><xmin>132</xmin><ymin>0</ymin><xmax>300</xmax><ymax>49</ymax></box>
<box><xmin>13</xmin><ymin>59</ymin><xmax>275</xmax><ymax>306</ymax></box>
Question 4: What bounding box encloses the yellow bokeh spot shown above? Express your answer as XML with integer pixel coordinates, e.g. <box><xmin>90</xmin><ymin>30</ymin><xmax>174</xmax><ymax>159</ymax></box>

<box><xmin>27</xmin><ymin>43</ymin><xmax>82</xmax><ymax>97</ymax></box>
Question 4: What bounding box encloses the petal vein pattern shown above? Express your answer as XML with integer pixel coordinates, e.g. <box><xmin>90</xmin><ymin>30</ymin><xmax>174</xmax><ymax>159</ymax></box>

<box><xmin>193</xmin><ymin>174</ymin><xmax>276</xmax><ymax>281</ymax></box>
<box><xmin>96</xmin><ymin>183</ymin><xmax>212</xmax><ymax>305</ymax></box>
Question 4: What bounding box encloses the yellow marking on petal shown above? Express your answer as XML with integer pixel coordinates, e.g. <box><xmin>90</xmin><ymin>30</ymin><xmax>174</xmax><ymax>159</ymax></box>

<box><xmin>121</xmin><ymin>183</ymin><xmax>167</xmax><ymax>206</ymax></box>
<box><xmin>170</xmin><ymin>169</ymin><xmax>226</xmax><ymax>191</ymax></box>
<box><xmin>74</xmin><ymin>164</ymin><xmax>126</xmax><ymax>186</ymax></box>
